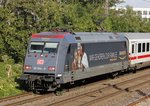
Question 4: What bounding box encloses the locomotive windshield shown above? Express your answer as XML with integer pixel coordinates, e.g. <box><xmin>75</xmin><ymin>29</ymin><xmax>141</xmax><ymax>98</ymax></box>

<box><xmin>43</xmin><ymin>43</ymin><xmax>58</xmax><ymax>53</ymax></box>
<box><xmin>29</xmin><ymin>42</ymin><xmax>59</xmax><ymax>53</ymax></box>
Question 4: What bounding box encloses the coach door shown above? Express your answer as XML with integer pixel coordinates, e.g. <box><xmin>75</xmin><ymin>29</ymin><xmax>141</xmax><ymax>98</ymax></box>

<box><xmin>130</xmin><ymin>42</ymin><xmax>137</xmax><ymax>64</ymax></box>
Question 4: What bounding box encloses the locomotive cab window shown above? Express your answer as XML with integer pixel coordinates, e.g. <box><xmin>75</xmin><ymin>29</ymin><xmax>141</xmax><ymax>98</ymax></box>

<box><xmin>43</xmin><ymin>43</ymin><xmax>59</xmax><ymax>53</ymax></box>
<box><xmin>30</xmin><ymin>42</ymin><xmax>44</xmax><ymax>53</ymax></box>
<box><xmin>29</xmin><ymin>42</ymin><xmax>59</xmax><ymax>53</ymax></box>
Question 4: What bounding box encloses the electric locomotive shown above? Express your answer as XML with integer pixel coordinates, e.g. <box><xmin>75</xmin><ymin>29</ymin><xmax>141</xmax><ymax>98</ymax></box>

<box><xmin>19</xmin><ymin>31</ymin><xmax>130</xmax><ymax>92</ymax></box>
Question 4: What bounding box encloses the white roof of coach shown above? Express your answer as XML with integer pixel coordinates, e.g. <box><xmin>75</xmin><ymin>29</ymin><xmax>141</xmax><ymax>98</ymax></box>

<box><xmin>124</xmin><ymin>33</ymin><xmax>150</xmax><ymax>41</ymax></box>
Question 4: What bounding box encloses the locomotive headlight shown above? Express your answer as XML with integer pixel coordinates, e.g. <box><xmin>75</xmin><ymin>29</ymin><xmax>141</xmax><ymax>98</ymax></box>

<box><xmin>57</xmin><ymin>74</ymin><xmax>62</xmax><ymax>77</ymax></box>
<box><xmin>24</xmin><ymin>65</ymin><xmax>32</xmax><ymax>70</ymax></box>
<box><xmin>48</xmin><ymin>66</ymin><xmax>55</xmax><ymax>71</ymax></box>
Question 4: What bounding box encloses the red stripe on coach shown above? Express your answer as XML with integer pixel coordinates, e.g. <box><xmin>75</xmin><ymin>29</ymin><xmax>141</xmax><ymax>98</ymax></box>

<box><xmin>130</xmin><ymin>54</ymin><xmax>150</xmax><ymax>60</ymax></box>
<box><xmin>138</xmin><ymin>54</ymin><xmax>150</xmax><ymax>59</ymax></box>
<box><xmin>129</xmin><ymin>56</ymin><xmax>136</xmax><ymax>60</ymax></box>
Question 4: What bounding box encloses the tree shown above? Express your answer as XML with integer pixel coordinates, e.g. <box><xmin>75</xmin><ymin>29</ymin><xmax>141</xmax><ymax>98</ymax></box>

<box><xmin>0</xmin><ymin>0</ymin><xmax>150</xmax><ymax>63</ymax></box>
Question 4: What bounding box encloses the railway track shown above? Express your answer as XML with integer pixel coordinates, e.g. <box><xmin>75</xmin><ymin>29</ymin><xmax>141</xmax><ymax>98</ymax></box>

<box><xmin>0</xmin><ymin>68</ymin><xmax>150</xmax><ymax>106</ymax></box>
<box><xmin>48</xmin><ymin>73</ymin><xmax>150</xmax><ymax>106</ymax></box>
<box><xmin>0</xmin><ymin>92</ymin><xmax>31</xmax><ymax>103</ymax></box>
<box><xmin>128</xmin><ymin>95</ymin><xmax>150</xmax><ymax>106</ymax></box>
<box><xmin>0</xmin><ymin>92</ymin><xmax>42</xmax><ymax>106</ymax></box>
<box><xmin>4</xmin><ymin>93</ymin><xmax>55</xmax><ymax>106</ymax></box>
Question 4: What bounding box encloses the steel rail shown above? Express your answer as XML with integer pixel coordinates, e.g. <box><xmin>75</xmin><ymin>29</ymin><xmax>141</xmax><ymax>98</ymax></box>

<box><xmin>48</xmin><ymin>73</ymin><xmax>150</xmax><ymax>106</ymax></box>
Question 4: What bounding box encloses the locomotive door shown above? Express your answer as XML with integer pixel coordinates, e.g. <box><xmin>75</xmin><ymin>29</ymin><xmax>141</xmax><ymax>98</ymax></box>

<box><xmin>64</xmin><ymin>44</ymin><xmax>78</xmax><ymax>83</ymax></box>
<box><xmin>65</xmin><ymin>44</ymin><xmax>77</xmax><ymax>72</ymax></box>
<box><xmin>69</xmin><ymin>44</ymin><xmax>78</xmax><ymax>82</ymax></box>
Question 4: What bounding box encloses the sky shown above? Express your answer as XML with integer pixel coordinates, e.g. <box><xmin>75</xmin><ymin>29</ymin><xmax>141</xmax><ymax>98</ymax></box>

<box><xmin>116</xmin><ymin>0</ymin><xmax>150</xmax><ymax>8</ymax></box>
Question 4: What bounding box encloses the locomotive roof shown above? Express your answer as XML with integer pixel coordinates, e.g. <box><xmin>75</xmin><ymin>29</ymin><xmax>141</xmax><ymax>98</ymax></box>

<box><xmin>74</xmin><ymin>32</ymin><xmax>126</xmax><ymax>43</ymax></box>
<box><xmin>30</xmin><ymin>32</ymin><xmax>126</xmax><ymax>43</ymax></box>
<box><xmin>124</xmin><ymin>33</ymin><xmax>150</xmax><ymax>40</ymax></box>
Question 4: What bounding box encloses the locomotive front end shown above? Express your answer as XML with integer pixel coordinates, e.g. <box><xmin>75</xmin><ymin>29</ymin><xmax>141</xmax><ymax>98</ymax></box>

<box><xmin>19</xmin><ymin>32</ymin><xmax>69</xmax><ymax>92</ymax></box>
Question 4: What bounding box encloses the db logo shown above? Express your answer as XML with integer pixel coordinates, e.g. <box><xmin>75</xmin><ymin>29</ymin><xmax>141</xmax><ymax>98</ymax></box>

<box><xmin>37</xmin><ymin>59</ymin><xmax>44</xmax><ymax>65</ymax></box>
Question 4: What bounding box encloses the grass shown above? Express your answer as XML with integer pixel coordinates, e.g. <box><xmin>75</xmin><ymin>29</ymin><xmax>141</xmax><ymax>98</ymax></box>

<box><xmin>0</xmin><ymin>62</ymin><xmax>23</xmax><ymax>98</ymax></box>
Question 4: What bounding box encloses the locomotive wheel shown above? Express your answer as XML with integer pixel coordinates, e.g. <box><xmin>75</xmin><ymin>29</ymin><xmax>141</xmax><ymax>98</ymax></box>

<box><xmin>55</xmin><ymin>88</ymin><xmax>63</xmax><ymax>96</ymax></box>
<box><xmin>55</xmin><ymin>90</ymin><xmax>63</xmax><ymax>96</ymax></box>
<box><xmin>33</xmin><ymin>90</ymin><xmax>40</xmax><ymax>94</ymax></box>
<box><xmin>33</xmin><ymin>89</ymin><xmax>47</xmax><ymax>94</ymax></box>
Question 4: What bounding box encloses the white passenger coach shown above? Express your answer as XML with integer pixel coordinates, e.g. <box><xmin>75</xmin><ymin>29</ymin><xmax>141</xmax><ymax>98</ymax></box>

<box><xmin>124</xmin><ymin>33</ymin><xmax>150</xmax><ymax>69</ymax></box>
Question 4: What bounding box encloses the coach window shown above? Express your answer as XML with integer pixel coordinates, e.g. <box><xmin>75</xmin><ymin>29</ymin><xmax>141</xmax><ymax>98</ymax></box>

<box><xmin>142</xmin><ymin>43</ymin><xmax>145</xmax><ymax>52</ymax></box>
<box><xmin>138</xmin><ymin>43</ymin><xmax>141</xmax><ymax>53</ymax></box>
<box><xmin>132</xmin><ymin>44</ymin><xmax>134</xmax><ymax>54</ymax></box>
<box><xmin>146</xmin><ymin>43</ymin><xmax>149</xmax><ymax>52</ymax></box>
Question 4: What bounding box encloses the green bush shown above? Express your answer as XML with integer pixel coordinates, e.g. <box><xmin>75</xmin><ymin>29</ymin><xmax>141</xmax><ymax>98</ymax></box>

<box><xmin>0</xmin><ymin>62</ymin><xmax>22</xmax><ymax>98</ymax></box>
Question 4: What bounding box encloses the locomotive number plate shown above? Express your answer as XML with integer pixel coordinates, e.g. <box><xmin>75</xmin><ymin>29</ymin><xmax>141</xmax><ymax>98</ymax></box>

<box><xmin>37</xmin><ymin>59</ymin><xmax>44</xmax><ymax>65</ymax></box>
